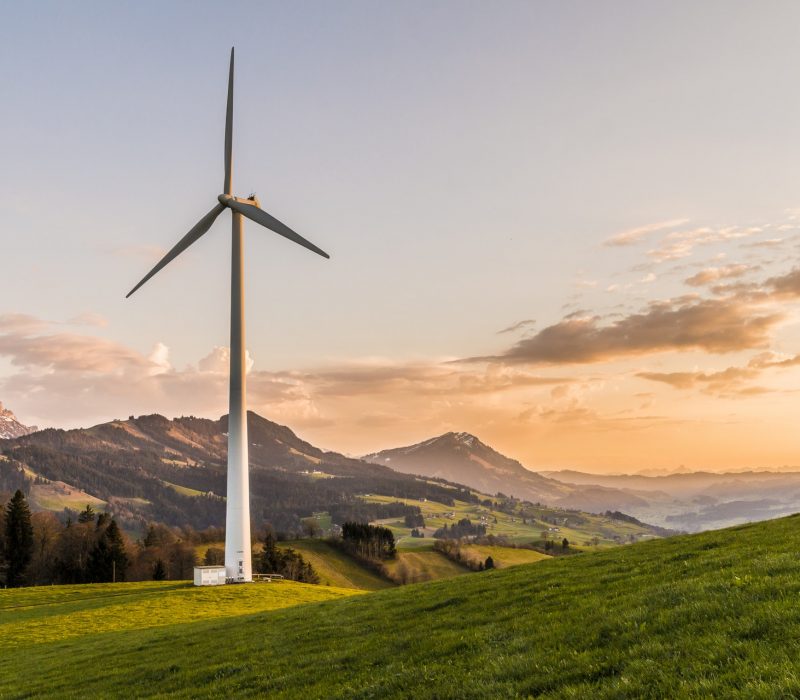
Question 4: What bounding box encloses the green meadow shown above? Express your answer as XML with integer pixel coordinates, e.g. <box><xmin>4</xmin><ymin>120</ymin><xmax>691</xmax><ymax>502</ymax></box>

<box><xmin>5</xmin><ymin>515</ymin><xmax>800</xmax><ymax>697</ymax></box>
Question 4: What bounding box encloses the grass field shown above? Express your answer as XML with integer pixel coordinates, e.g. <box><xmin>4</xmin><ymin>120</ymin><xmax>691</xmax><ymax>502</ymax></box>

<box><xmin>282</xmin><ymin>539</ymin><xmax>393</xmax><ymax>590</ymax></box>
<box><xmin>459</xmin><ymin>543</ymin><xmax>551</xmax><ymax>568</ymax></box>
<box><xmin>6</xmin><ymin>515</ymin><xmax>800</xmax><ymax>697</ymax></box>
<box><xmin>383</xmin><ymin>546</ymin><xmax>469</xmax><ymax>583</ymax></box>
<box><xmin>0</xmin><ymin>580</ymin><xmax>358</xmax><ymax>651</ymax></box>
<box><xmin>27</xmin><ymin>481</ymin><xmax>106</xmax><ymax>512</ymax></box>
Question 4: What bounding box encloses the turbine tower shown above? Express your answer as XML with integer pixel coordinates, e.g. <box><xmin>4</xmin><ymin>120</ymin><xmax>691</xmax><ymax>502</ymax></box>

<box><xmin>126</xmin><ymin>48</ymin><xmax>329</xmax><ymax>583</ymax></box>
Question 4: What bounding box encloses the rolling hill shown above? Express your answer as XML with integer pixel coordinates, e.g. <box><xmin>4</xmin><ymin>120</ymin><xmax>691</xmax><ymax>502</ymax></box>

<box><xmin>3</xmin><ymin>514</ymin><xmax>800</xmax><ymax>697</ymax></box>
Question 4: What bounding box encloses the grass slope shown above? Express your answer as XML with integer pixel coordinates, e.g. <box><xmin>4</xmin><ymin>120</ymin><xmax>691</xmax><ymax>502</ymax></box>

<box><xmin>282</xmin><ymin>540</ymin><xmax>394</xmax><ymax>591</ymax></box>
<box><xmin>459</xmin><ymin>543</ymin><xmax>551</xmax><ymax>568</ymax></box>
<box><xmin>6</xmin><ymin>516</ymin><xmax>800</xmax><ymax>697</ymax></box>
<box><xmin>383</xmin><ymin>546</ymin><xmax>470</xmax><ymax>583</ymax></box>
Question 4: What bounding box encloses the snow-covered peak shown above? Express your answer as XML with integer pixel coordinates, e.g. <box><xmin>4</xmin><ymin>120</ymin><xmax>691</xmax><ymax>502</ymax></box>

<box><xmin>0</xmin><ymin>402</ymin><xmax>37</xmax><ymax>440</ymax></box>
<box><xmin>453</xmin><ymin>431</ymin><xmax>478</xmax><ymax>447</ymax></box>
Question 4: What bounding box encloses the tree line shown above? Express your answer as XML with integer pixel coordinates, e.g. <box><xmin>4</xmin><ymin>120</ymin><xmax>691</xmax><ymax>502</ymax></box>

<box><xmin>0</xmin><ymin>489</ymin><xmax>325</xmax><ymax>588</ymax></box>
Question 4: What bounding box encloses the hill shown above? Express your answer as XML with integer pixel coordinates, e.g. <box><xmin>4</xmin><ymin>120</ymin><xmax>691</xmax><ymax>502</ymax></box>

<box><xmin>365</xmin><ymin>432</ymin><xmax>650</xmax><ymax>512</ymax></box>
<box><xmin>4</xmin><ymin>515</ymin><xmax>799</xmax><ymax>697</ymax></box>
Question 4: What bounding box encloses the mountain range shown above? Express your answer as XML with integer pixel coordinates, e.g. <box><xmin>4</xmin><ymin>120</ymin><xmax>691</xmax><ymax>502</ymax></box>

<box><xmin>3</xmin><ymin>399</ymin><xmax>799</xmax><ymax>534</ymax></box>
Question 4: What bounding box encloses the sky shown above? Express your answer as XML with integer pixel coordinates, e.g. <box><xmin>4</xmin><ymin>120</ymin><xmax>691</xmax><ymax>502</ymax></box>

<box><xmin>3</xmin><ymin>1</ymin><xmax>800</xmax><ymax>473</ymax></box>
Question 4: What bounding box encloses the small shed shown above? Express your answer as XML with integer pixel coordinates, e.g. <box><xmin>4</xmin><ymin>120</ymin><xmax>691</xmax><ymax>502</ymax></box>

<box><xmin>193</xmin><ymin>565</ymin><xmax>226</xmax><ymax>586</ymax></box>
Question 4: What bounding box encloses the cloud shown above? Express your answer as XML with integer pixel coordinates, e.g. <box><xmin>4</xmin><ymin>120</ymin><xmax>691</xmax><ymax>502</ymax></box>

<box><xmin>0</xmin><ymin>314</ymin><xmax>51</xmax><ymax>335</ymax></box>
<box><xmin>742</xmin><ymin>238</ymin><xmax>786</xmax><ymax>249</ymax></box>
<box><xmin>684</xmin><ymin>264</ymin><xmax>752</xmax><ymax>287</ymax></box>
<box><xmin>767</xmin><ymin>267</ymin><xmax>800</xmax><ymax>297</ymax></box>
<box><xmin>483</xmin><ymin>262</ymin><xmax>800</xmax><ymax>368</ymax></box>
<box><xmin>0</xmin><ymin>314</ymin><xmax>578</xmax><ymax>435</ymax></box>
<box><xmin>198</xmin><ymin>346</ymin><xmax>255</xmax><ymax>374</ymax></box>
<box><xmin>603</xmin><ymin>219</ymin><xmax>689</xmax><ymax>247</ymax></box>
<box><xmin>637</xmin><ymin>352</ymin><xmax>800</xmax><ymax>397</ymax></box>
<box><xmin>647</xmin><ymin>226</ymin><xmax>761</xmax><ymax>263</ymax></box>
<box><xmin>67</xmin><ymin>312</ymin><xmax>109</xmax><ymax>328</ymax></box>
<box><xmin>491</xmin><ymin>296</ymin><xmax>780</xmax><ymax>365</ymax></box>
<box><xmin>497</xmin><ymin>319</ymin><xmax>535</xmax><ymax>335</ymax></box>
<box><xmin>0</xmin><ymin>332</ymin><xmax>149</xmax><ymax>373</ymax></box>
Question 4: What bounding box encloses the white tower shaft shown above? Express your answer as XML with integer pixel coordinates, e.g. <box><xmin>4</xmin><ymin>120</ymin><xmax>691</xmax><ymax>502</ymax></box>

<box><xmin>225</xmin><ymin>210</ymin><xmax>252</xmax><ymax>582</ymax></box>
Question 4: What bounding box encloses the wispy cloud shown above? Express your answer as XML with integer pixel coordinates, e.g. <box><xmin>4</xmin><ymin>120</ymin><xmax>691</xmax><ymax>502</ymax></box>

<box><xmin>637</xmin><ymin>352</ymin><xmax>800</xmax><ymax>398</ymax></box>
<box><xmin>603</xmin><ymin>219</ymin><xmax>689</xmax><ymax>247</ymax></box>
<box><xmin>497</xmin><ymin>319</ymin><xmax>535</xmax><ymax>335</ymax></box>
<box><xmin>684</xmin><ymin>264</ymin><xmax>753</xmax><ymax>287</ymax></box>
<box><xmin>647</xmin><ymin>226</ymin><xmax>761</xmax><ymax>263</ymax></box>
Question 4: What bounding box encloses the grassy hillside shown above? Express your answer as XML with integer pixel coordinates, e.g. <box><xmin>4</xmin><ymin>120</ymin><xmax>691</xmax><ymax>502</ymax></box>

<box><xmin>5</xmin><ymin>515</ymin><xmax>800</xmax><ymax>697</ymax></box>
<box><xmin>459</xmin><ymin>543</ymin><xmax>551</xmax><ymax>568</ymax></box>
<box><xmin>280</xmin><ymin>539</ymin><xmax>393</xmax><ymax>591</ymax></box>
<box><xmin>383</xmin><ymin>546</ymin><xmax>470</xmax><ymax>583</ymax></box>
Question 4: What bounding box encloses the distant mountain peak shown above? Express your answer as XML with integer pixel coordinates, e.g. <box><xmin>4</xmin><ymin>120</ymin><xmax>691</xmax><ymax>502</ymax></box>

<box><xmin>450</xmin><ymin>431</ymin><xmax>478</xmax><ymax>447</ymax></box>
<box><xmin>0</xmin><ymin>402</ymin><xmax>37</xmax><ymax>440</ymax></box>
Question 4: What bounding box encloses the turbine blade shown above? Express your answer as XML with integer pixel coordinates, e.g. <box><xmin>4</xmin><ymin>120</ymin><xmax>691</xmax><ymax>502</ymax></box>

<box><xmin>225</xmin><ymin>198</ymin><xmax>330</xmax><ymax>259</ymax></box>
<box><xmin>224</xmin><ymin>47</ymin><xmax>234</xmax><ymax>195</ymax></box>
<box><xmin>126</xmin><ymin>203</ymin><xmax>226</xmax><ymax>298</ymax></box>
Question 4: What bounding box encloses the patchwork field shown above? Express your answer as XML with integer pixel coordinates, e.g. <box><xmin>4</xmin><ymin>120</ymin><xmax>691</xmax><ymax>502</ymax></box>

<box><xmin>365</xmin><ymin>493</ymin><xmax>659</xmax><ymax>548</ymax></box>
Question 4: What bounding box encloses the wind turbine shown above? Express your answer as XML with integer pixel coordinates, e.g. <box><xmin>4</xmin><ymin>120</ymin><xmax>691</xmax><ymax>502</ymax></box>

<box><xmin>126</xmin><ymin>48</ymin><xmax>329</xmax><ymax>583</ymax></box>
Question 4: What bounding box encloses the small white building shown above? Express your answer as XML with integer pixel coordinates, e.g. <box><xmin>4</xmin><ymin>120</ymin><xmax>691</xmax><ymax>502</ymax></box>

<box><xmin>193</xmin><ymin>565</ymin><xmax>226</xmax><ymax>586</ymax></box>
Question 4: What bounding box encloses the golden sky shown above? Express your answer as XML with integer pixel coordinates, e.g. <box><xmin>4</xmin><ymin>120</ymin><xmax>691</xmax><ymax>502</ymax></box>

<box><xmin>4</xmin><ymin>3</ymin><xmax>800</xmax><ymax>473</ymax></box>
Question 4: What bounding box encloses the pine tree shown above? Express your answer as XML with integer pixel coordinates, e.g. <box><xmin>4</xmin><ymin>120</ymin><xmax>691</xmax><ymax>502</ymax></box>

<box><xmin>88</xmin><ymin>519</ymin><xmax>128</xmax><ymax>582</ymax></box>
<box><xmin>152</xmin><ymin>559</ymin><xmax>167</xmax><ymax>580</ymax></box>
<box><xmin>484</xmin><ymin>556</ymin><xmax>494</xmax><ymax>570</ymax></box>
<box><xmin>106</xmin><ymin>520</ymin><xmax>128</xmax><ymax>582</ymax></box>
<box><xmin>259</xmin><ymin>531</ymin><xmax>280</xmax><ymax>573</ymax></box>
<box><xmin>77</xmin><ymin>505</ymin><xmax>96</xmax><ymax>524</ymax></box>
<box><xmin>4</xmin><ymin>490</ymin><xmax>34</xmax><ymax>587</ymax></box>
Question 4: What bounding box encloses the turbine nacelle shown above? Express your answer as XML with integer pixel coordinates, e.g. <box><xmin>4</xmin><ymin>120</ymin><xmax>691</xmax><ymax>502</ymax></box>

<box><xmin>218</xmin><ymin>193</ymin><xmax>261</xmax><ymax>208</ymax></box>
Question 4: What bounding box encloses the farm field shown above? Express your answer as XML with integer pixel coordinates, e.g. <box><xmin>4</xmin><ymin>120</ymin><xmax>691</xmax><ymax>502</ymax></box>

<box><xmin>365</xmin><ymin>493</ymin><xmax>658</xmax><ymax>549</ymax></box>
<box><xmin>4</xmin><ymin>516</ymin><xmax>800</xmax><ymax>697</ymax></box>
<box><xmin>383</xmin><ymin>546</ymin><xmax>469</xmax><ymax>583</ymax></box>
<box><xmin>459</xmin><ymin>544</ymin><xmax>551</xmax><ymax>568</ymax></box>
